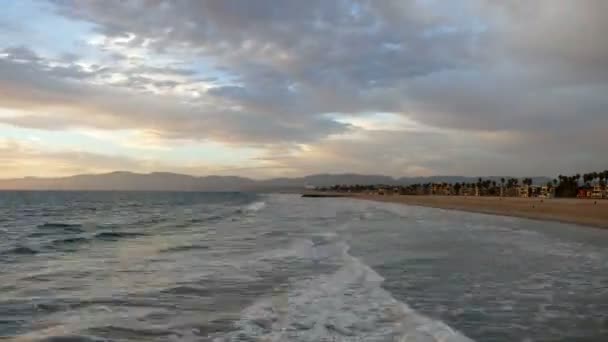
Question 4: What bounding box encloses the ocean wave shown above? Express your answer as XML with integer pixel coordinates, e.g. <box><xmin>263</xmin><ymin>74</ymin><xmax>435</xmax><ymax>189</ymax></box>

<box><xmin>40</xmin><ymin>335</ymin><xmax>105</xmax><ymax>342</ymax></box>
<box><xmin>45</xmin><ymin>236</ymin><xmax>91</xmax><ymax>252</ymax></box>
<box><xmin>227</xmin><ymin>240</ymin><xmax>473</xmax><ymax>342</ymax></box>
<box><xmin>261</xmin><ymin>230</ymin><xmax>289</xmax><ymax>238</ymax></box>
<box><xmin>36</xmin><ymin>223</ymin><xmax>85</xmax><ymax>234</ymax></box>
<box><xmin>236</xmin><ymin>201</ymin><xmax>266</xmax><ymax>214</ymax></box>
<box><xmin>3</xmin><ymin>245</ymin><xmax>39</xmax><ymax>255</ymax></box>
<box><xmin>38</xmin><ymin>223</ymin><xmax>83</xmax><ymax>229</ymax></box>
<box><xmin>160</xmin><ymin>244</ymin><xmax>210</xmax><ymax>253</ymax></box>
<box><xmin>86</xmin><ymin>325</ymin><xmax>180</xmax><ymax>339</ymax></box>
<box><xmin>14</xmin><ymin>333</ymin><xmax>106</xmax><ymax>342</ymax></box>
<box><xmin>50</xmin><ymin>237</ymin><xmax>90</xmax><ymax>247</ymax></box>
<box><xmin>94</xmin><ymin>231</ymin><xmax>146</xmax><ymax>240</ymax></box>
<box><xmin>191</xmin><ymin>216</ymin><xmax>216</xmax><ymax>223</ymax></box>
<box><xmin>161</xmin><ymin>285</ymin><xmax>213</xmax><ymax>297</ymax></box>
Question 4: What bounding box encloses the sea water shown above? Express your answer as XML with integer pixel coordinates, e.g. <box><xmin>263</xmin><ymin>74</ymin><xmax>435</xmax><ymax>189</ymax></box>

<box><xmin>1</xmin><ymin>192</ymin><xmax>607</xmax><ymax>341</ymax></box>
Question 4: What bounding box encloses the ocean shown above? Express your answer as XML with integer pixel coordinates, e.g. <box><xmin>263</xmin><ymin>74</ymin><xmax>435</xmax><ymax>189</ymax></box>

<box><xmin>1</xmin><ymin>192</ymin><xmax>607</xmax><ymax>341</ymax></box>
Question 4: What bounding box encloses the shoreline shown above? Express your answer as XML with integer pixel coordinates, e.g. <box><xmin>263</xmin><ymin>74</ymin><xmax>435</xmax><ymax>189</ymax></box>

<box><xmin>305</xmin><ymin>193</ymin><xmax>608</xmax><ymax>229</ymax></box>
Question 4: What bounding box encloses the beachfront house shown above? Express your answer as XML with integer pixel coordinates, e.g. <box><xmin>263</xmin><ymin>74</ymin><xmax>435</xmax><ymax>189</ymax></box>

<box><xmin>592</xmin><ymin>185</ymin><xmax>604</xmax><ymax>199</ymax></box>
<box><xmin>504</xmin><ymin>185</ymin><xmax>519</xmax><ymax>197</ymax></box>
<box><xmin>530</xmin><ymin>185</ymin><xmax>541</xmax><ymax>198</ymax></box>
<box><xmin>577</xmin><ymin>187</ymin><xmax>593</xmax><ymax>198</ymax></box>
<box><xmin>431</xmin><ymin>183</ymin><xmax>452</xmax><ymax>196</ymax></box>
<box><xmin>540</xmin><ymin>186</ymin><xmax>553</xmax><ymax>198</ymax></box>
<box><xmin>460</xmin><ymin>185</ymin><xmax>479</xmax><ymax>196</ymax></box>
<box><xmin>519</xmin><ymin>185</ymin><xmax>530</xmax><ymax>198</ymax></box>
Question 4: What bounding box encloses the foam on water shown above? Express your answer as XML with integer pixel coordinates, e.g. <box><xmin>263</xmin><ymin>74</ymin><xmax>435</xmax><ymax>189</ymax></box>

<box><xmin>5</xmin><ymin>193</ymin><xmax>608</xmax><ymax>341</ymax></box>
<box><xmin>226</xmin><ymin>240</ymin><xmax>473</xmax><ymax>342</ymax></box>
<box><xmin>244</xmin><ymin>201</ymin><xmax>267</xmax><ymax>213</ymax></box>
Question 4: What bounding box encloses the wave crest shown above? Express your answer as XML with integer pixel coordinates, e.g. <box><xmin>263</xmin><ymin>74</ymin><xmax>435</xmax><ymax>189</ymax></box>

<box><xmin>227</xmin><ymin>239</ymin><xmax>473</xmax><ymax>342</ymax></box>
<box><xmin>244</xmin><ymin>201</ymin><xmax>266</xmax><ymax>213</ymax></box>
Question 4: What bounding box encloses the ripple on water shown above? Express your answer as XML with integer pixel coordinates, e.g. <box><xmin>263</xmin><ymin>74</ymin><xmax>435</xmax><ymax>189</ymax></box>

<box><xmin>3</xmin><ymin>245</ymin><xmax>40</xmax><ymax>255</ymax></box>
<box><xmin>37</xmin><ymin>223</ymin><xmax>84</xmax><ymax>232</ymax></box>
<box><xmin>85</xmin><ymin>325</ymin><xmax>180</xmax><ymax>340</ymax></box>
<box><xmin>94</xmin><ymin>231</ymin><xmax>146</xmax><ymax>240</ymax></box>
<box><xmin>159</xmin><ymin>244</ymin><xmax>210</xmax><ymax>253</ymax></box>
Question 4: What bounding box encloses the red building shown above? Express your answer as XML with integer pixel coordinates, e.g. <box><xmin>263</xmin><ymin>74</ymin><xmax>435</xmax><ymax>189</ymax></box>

<box><xmin>577</xmin><ymin>187</ymin><xmax>593</xmax><ymax>198</ymax></box>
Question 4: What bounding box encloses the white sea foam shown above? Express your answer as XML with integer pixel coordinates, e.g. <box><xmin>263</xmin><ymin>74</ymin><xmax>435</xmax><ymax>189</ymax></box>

<box><xmin>244</xmin><ymin>201</ymin><xmax>267</xmax><ymax>213</ymax></box>
<box><xmin>227</xmin><ymin>240</ymin><xmax>474</xmax><ymax>342</ymax></box>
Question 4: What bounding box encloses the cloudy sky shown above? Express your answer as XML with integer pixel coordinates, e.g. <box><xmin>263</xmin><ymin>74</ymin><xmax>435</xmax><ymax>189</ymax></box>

<box><xmin>0</xmin><ymin>1</ymin><xmax>606</xmax><ymax>179</ymax></box>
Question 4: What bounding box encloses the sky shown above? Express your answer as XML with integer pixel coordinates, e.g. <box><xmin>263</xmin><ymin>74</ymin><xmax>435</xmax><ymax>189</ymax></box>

<box><xmin>0</xmin><ymin>0</ymin><xmax>606</xmax><ymax>179</ymax></box>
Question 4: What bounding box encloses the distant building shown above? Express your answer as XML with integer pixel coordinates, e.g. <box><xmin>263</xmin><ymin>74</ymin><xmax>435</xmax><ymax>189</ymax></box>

<box><xmin>461</xmin><ymin>186</ymin><xmax>477</xmax><ymax>196</ymax></box>
<box><xmin>431</xmin><ymin>183</ymin><xmax>452</xmax><ymax>196</ymax></box>
<box><xmin>530</xmin><ymin>185</ymin><xmax>541</xmax><ymax>197</ymax></box>
<box><xmin>592</xmin><ymin>185</ymin><xmax>604</xmax><ymax>199</ymax></box>
<box><xmin>577</xmin><ymin>187</ymin><xmax>593</xmax><ymax>198</ymax></box>
<box><xmin>540</xmin><ymin>186</ymin><xmax>552</xmax><ymax>198</ymax></box>
<box><xmin>519</xmin><ymin>185</ymin><xmax>529</xmax><ymax>198</ymax></box>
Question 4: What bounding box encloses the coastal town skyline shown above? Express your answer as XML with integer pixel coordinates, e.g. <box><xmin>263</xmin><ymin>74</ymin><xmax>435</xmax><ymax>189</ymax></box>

<box><xmin>317</xmin><ymin>170</ymin><xmax>608</xmax><ymax>199</ymax></box>
<box><xmin>1</xmin><ymin>169</ymin><xmax>607</xmax><ymax>192</ymax></box>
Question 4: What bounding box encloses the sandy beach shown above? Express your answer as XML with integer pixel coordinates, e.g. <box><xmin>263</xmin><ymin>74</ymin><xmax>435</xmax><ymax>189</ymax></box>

<box><xmin>336</xmin><ymin>194</ymin><xmax>608</xmax><ymax>229</ymax></box>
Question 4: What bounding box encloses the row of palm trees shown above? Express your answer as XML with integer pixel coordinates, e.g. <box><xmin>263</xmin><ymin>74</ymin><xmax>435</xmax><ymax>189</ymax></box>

<box><xmin>553</xmin><ymin>171</ymin><xmax>608</xmax><ymax>197</ymax></box>
<box><xmin>317</xmin><ymin>170</ymin><xmax>608</xmax><ymax>198</ymax></box>
<box><xmin>580</xmin><ymin>171</ymin><xmax>608</xmax><ymax>186</ymax></box>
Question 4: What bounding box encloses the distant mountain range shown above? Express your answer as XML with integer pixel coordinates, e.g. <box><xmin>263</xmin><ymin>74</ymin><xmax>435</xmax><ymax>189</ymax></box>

<box><xmin>0</xmin><ymin>171</ymin><xmax>553</xmax><ymax>191</ymax></box>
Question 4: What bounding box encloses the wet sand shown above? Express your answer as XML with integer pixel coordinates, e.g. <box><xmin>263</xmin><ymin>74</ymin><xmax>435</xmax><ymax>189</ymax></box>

<box><xmin>351</xmin><ymin>195</ymin><xmax>608</xmax><ymax>229</ymax></box>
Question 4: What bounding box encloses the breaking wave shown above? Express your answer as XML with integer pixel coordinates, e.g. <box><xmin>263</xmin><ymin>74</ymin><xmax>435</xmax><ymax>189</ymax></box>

<box><xmin>226</xmin><ymin>238</ymin><xmax>473</xmax><ymax>342</ymax></box>
<box><xmin>241</xmin><ymin>201</ymin><xmax>266</xmax><ymax>213</ymax></box>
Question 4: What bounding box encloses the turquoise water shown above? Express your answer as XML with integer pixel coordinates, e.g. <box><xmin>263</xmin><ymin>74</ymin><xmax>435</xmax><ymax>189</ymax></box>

<box><xmin>1</xmin><ymin>192</ymin><xmax>607</xmax><ymax>341</ymax></box>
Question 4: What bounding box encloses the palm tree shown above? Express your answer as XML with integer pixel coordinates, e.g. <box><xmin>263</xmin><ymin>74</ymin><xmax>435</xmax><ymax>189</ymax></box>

<box><xmin>453</xmin><ymin>182</ymin><xmax>462</xmax><ymax>195</ymax></box>
<box><xmin>422</xmin><ymin>183</ymin><xmax>430</xmax><ymax>195</ymax></box>
<box><xmin>599</xmin><ymin>171</ymin><xmax>607</xmax><ymax>187</ymax></box>
<box><xmin>584</xmin><ymin>173</ymin><xmax>592</xmax><ymax>186</ymax></box>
